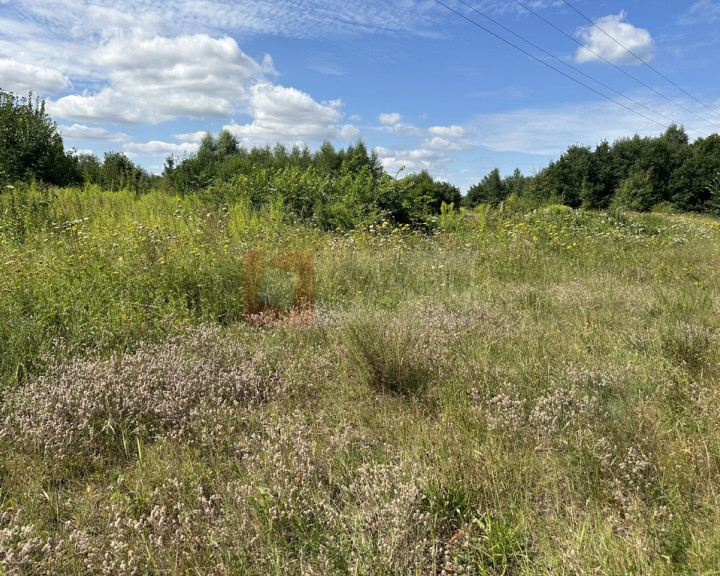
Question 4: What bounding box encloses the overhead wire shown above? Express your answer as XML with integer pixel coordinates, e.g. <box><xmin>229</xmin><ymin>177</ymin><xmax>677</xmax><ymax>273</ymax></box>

<box><xmin>449</xmin><ymin>0</ymin><xmax>706</xmax><ymax>136</ymax></box>
<box><xmin>508</xmin><ymin>0</ymin><xmax>720</xmax><ymax>131</ymax></box>
<box><xmin>429</xmin><ymin>0</ymin><xmax>669</xmax><ymax>131</ymax></box>
<box><xmin>559</xmin><ymin>0</ymin><xmax>720</xmax><ymax>121</ymax></box>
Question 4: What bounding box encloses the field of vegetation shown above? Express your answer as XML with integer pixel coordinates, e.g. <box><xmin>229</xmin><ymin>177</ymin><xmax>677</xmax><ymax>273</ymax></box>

<box><xmin>2</xmin><ymin>180</ymin><xmax>720</xmax><ymax>575</ymax></box>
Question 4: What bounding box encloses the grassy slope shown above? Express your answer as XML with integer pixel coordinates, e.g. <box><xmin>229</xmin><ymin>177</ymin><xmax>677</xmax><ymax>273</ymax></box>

<box><xmin>2</xmin><ymin>186</ymin><xmax>720</xmax><ymax>574</ymax></box>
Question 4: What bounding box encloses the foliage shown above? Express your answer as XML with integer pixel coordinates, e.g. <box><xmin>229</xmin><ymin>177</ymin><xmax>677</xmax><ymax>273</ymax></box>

<box><xmin>669</xmin><ymin>134</ymin><xmax>720</xmax><ymax>211</ymax></box>
<box><xmin>162</xmin><ymin>135</ymin><xmax>452</xmax><ymax>229</ymax></box>
<box><xmin>487</xmin><ymin>123</ymin><xmax>720</xmax><ymax>214</ymax></box>
<box><xmin>402</xmin><ymin>170</ymin><xmax>462</xmax><ymax>212</ymax></box>
<box><xmin>72</xmin><ymin>151</ymin><xmax>154</xmax><ymax>193</ymax></box>
<box><xmin>611</xmin><ymin>169</ymin><xmax>657</xmax><ymax>212</ymax></box>
<box><xmin>0</xmin><ymin>88</ymin><xmax>76</xmax><ymax>186</ymax></box>
<box><xmin>706</xmin><ymin>171</ymin><xmax>720</xmax><ymax>215</ymax></box>
<box><xmin>466</xmin><ymin>167</ymin><xmax>506</xmax><ymax>207</ymax></box>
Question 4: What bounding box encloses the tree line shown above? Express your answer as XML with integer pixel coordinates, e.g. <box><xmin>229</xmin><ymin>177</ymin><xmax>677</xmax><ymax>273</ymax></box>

<box><xmin>3</xmin><ymin>87</ymin><xmax>720</xmax><ymax>224</ymax></box>
<box><xmin>1</xmin><ymin>88</ymin><xmax>462</xmax><ymax>230</ymax></box>
<box><xmin>467</xmin><ymin>124</ymin><xmax>720</xmax><ymax>214</ymax></box>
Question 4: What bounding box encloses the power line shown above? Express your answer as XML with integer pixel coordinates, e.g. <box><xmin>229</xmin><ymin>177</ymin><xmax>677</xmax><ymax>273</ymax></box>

<box><xmin>508</xmin><ymin>0</ymin><xmax>720</xmax><ymax>132</ymax></box>
<box><xmin>559</xmin><ymin>0</ymin><xmax>720</xmax><ymax>121</ymax></box>
<box><xmin>449</xmin><ymin>0</ymin><xmax>705</xmax><ymax>136</ymax></box>
<box><xmin>430</xmin><ymin>0</ymin><xmax>669</xmax><ymax>131</ymax></box>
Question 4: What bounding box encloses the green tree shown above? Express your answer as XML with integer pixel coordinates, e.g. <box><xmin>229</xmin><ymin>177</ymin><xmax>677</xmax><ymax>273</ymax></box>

<box><xmin>662</xmin><ymin>123</ymin><xmax>689</xmax><ymax>146</ymax></box>
<box><xmin>612</xmin><ymin>169</ymin><xmax>656</xmax><ymax>211</ymax></box>
<box><xmin>341</xmin><ymin>140</ymin><xmax>382</xmax><ymax>177</ymax></box>
<box><xmin>705</xmin><ymin>171</ymin><xmax>720</xmax><ymax>215</ymax></box>
<box><xmin>99</xmin><ymin>152</ymin><xmax>150</xmax><ymax>193</ymax></box>
<box><xmin>314</xmin><ymin>141</ymin><xmax>342</xmax><ymax>175</ymax></box>
<box><xmin>216</xmin><ymin>129</ymin><xmax>240</xmax><ymax>158</ymax></box>
<box><xmin>549</xmin><ymin>145</ymin><xmax>593</xmax><ymax>207</ymax></box>
<box><xmin>669</xmin><ymin>134</ymin><xmax>720</xmax><ymax>211</ymax></box>
<box><xmin>403</xmin><ymin>170</ymin><xmax>461</xmax><ymax>213</ymax></box>
<box><xmin>0</xmin><ymin>88</ymin><xmax>76</xmax><ymax>186</ymax></box>
<box><xmin>466</xmin><ymin>168</ymin><xmax>506</xmax><ymax>207</ymax></box>
<box><xmin>73</xmin><ymin>152</ymin><xmax>103</xmax><ymax>184</ymax></box>
<box><xmin>502</xmin><ymin>168</ymin><xmax>527</xmax><ymax>197</ymax></box>
<box><xmin>579</xmin><ymin>140</ymin><xmax>617</xmax><ymax>209</ymax></box>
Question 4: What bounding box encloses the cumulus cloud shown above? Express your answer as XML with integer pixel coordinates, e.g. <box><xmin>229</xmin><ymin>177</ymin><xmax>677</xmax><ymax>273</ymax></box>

<box><xmin>58</xmin><ymin>124</ymin><xmax>129</xmax><ymax>142</ymax></box>
<box><xmin>0</xmin><ymin>58</ymin><xmax>69</xmax><ymax>93</ymax></box>
<box><xmin>123</xmin><ymin>140</ymin><xmax>200</xmax><ymax>156</ymax></box>
<box><xmin>223</xmin><ymin>83</ymin><xmax>358</xmax><ymax>144</ymax></box>
<box><xmin>379</xmin><ymin>112</ymin><xmax>402</xmax><ymax>125</ymax></box>
<box><xmin>48</xmin><ymin>34</ymin><xmax>266</xmax><ymax>123</ymax></box>
<box><xmin>374</xmin><ymin>146</ymin><xmax>448</xmax><ymax>175</ymax></box>
<box><xmin>49</xmin><ymin>89</ymin><xmax>150</xmax><ymax>124</ymax></box>
<box><xmin>376</xmin><ymin>115</ymin><xmax>423</xmax><ymax>137</ymax></box>
<box><xmin>421</xmin><ymin>136</ymin><xmax>472</xmax><ymax>151</ymax></box>
<box><xmin>575</xmin><ymin>12</ymin><xmax>656</xmax><ymax>65</ymax></box>
<box><xmin>427</xmin><ymin>125</ymin><xmax>467</xmax><ymax>138</ymax></box>
<box><xmin>420</xmin><ymin>124</ymin><xmax>471</xmax><ymax>151</ymax></box>
<box><xmin>44</xmin><ymin>31</ymin><xmax>351</xmax><ymax>147</ymax></box>
<box><xmin>51</xmin><ymin>34</ymin><xmax>263</xmax><ymax>123</ymax></box>
<box><xmin>173</xmin><ymin>131</ymin><xmax>209</xmax><ymax>143</ymax></box>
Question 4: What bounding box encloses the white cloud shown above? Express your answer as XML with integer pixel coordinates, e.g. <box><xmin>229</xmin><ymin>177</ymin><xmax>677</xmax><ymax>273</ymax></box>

<box><xmin>376</xmin><ymin>117</ymin><xmax>423</xmax><ymax>137</ymax></box>
<box><xmin>167</xmin><ymin>0</ymin><xmax>440</xmax><ymax>38</ymax></box>
<box><xmin>1</xmin><ymin>0</ymin><xmax>441</xmax><ymax>50</ymax></box>
<box><xmin>223</xmin><ymin>83</ymin><xmax>358</xmax><ymax>144</ymax></box>
<box><xmin>467</xmin><ymin>99</ymin><xmax>688</xmax><ymax>156</ymax></box>
<box><xmin>310</xmin><ymin>63</ymin><xmax>344</xmax><ymax>76</ymax></box>
<box><xmin>421</xmin><ymin>136</ymin><xmax>471</xmax><ymax>151</ymax></box>
<box><xmin>427</xmin><ymin>125</ymin><xmax>467</xmax><ymax>138</ymax></box>
<box><xmin>374</xmin><ymin>146</ymin><xmax>448</xmax><ymax>175</ymax></box>
<box><xmin>0</xmin><ymin>58</ymin><xmax>69</xmax><ymax>93</ymax></box>
<box><xmin>680</xmin><ymin>0</ymin><xmax>720</xmax><ymax>24</ymax></box>
<box><xmin>82</xmin><ymin>4</ymin><xmax>161</xmax><ymax>39</ymax></box>
<box><xmin>379</xmin><ymin>112</ymin><xmax>402</xmax><ymax>125</ymax></box>
<box><xmin>421</xmin><ymin>125</ymin><xmax>471</xmax><ymax>151</ymax></box>
<box><xmin>68</xmin><ymin>148</ymin><xmax>96</xmax><ymax>156</ymax></box>
<box><xmin>59</xmin><ymin>124</ymin><xmax>129</xmax><ymax>142</ymax></box>
<box><xmin>49</xmin><ymin>89</ymin><xmax>151</xmax><ymax>124</ymax></box>
<box><xmin>173</xmin><ymin>131</ymin><xmax>209</xmax><ymax>143</ymax></box>
<box><xmin>48</xmin><ymin>34</ymin><xmax>265</xmax><ymax>123</ymax></box>
<box><xmin>575</xmin><ymin>12</ymin><xmax>656</xmax><ymax>65</ymax></box>
<box><xmin>124</xmin><ymin>140</ymin><xmax>200</xmax><ymax>156</ymax></box>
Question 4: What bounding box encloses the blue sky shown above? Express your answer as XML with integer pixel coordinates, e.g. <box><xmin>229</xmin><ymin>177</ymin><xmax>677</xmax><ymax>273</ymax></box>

<box><xmin>1</xmin><ymin>0</ymin><xmax>720</xmax><ymax>191</ymax></box>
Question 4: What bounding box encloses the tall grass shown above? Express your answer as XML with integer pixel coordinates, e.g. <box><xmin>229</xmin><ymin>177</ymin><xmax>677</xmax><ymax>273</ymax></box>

<box><xmin>2</xmin><ymin>187</ymin><xmax>720</xmax><ymax>574</ymax></box>
<box><xmin>0</xmin><ymin>184</ymin><xmax>326</xmax><ymax>387</ymax></box>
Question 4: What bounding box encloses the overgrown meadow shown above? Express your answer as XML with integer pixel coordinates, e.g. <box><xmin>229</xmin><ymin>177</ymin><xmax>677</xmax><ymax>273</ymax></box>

<box><xmin>2</xmin><ymin>182</ymin><xmax>720</xmax><ymax>574</ymax></box>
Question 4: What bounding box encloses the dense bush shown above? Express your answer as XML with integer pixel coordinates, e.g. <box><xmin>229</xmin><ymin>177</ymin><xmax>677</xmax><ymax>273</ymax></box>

<box><xmin>163</xmin><ymin>132</ymin><xmax>453</xmax><ymax>229</ymax></box>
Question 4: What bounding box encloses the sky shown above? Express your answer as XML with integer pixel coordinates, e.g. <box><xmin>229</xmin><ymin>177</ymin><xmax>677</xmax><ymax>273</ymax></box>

<box><xmin>1</xmin><ymin>0</ymin><xmax>720</xmax><ymax>191</ymax></box>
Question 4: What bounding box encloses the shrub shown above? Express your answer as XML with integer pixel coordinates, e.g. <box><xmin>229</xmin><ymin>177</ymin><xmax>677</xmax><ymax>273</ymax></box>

<box><xmin>341</xmin><ymin>309</ymin><xmax>438</xmax><ymax>397</ymax></box>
